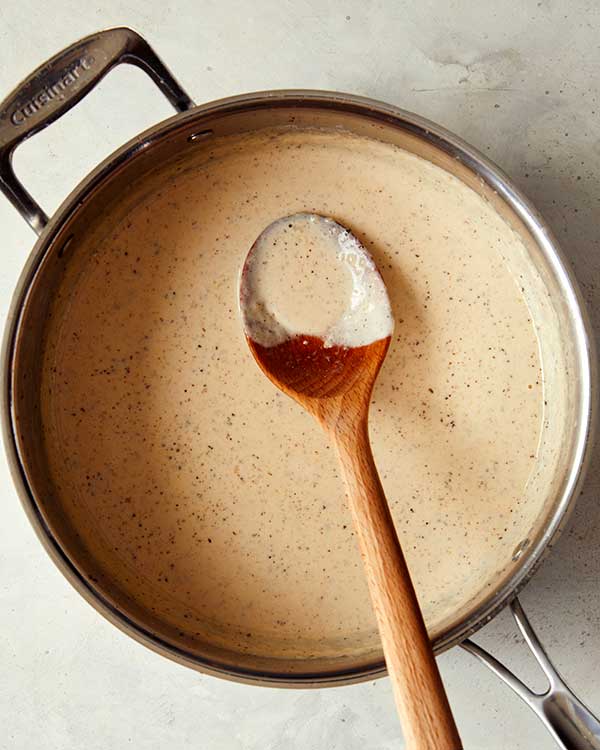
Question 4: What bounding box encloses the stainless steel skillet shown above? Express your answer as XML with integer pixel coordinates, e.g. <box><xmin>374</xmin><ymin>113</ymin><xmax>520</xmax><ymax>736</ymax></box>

<box><xmin>0</xmin><ymin>27</ymin><xmax>598</xmax><ymax>749</ymax></box>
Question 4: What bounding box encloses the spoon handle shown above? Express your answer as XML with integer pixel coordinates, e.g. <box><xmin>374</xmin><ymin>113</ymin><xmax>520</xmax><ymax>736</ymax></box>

<box><xmin>333</xmin><ymin>418</ymin><xmax>462</xmax><ymax>750</ymax></box>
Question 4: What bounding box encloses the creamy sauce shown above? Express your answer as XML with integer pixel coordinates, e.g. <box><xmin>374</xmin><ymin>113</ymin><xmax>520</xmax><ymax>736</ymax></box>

<box><xmin>40</xmin><ymin>128</ymin><xmax>545</xmax><ymax>665</ymax></box>
<box><xmin>240</xmin><ymin>213</ymin><xmax>394</xmax><ymax>347</ymax></box>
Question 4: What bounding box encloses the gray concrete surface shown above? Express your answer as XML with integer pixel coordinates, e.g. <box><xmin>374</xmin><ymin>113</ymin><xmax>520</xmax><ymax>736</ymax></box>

<box><xmin>1</xmin><ymin>2</ymin><xmax>599</xmax><ymax>748</ymax></box>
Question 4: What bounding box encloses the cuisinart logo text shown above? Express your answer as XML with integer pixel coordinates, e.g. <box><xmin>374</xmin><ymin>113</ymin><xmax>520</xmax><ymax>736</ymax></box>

<box><xmin>11</xmin><ymin>56</ymin><xmax>95</xmax><ymax>125</ymax></box>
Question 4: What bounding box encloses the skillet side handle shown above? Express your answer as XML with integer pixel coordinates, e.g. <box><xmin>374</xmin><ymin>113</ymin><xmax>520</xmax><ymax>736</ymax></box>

<box><xmin>0</xmin><ymin>27</ymin><xmax>194</xmax><ymax>235</ymax></box>
<box><xmin>462</xmin><ymin>598</ymin><xmax>600</xmax><ymax>750</ymax></box>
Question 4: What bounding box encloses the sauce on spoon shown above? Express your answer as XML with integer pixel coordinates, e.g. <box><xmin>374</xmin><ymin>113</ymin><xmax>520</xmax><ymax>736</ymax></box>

<box><xmin>240</xmin><ymin>212</ymin><xmax>394</xmax><ymax>348</ymax></box>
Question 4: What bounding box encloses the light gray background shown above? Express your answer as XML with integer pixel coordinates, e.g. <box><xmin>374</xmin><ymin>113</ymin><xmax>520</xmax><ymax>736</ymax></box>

<box><xmin>1</xmin><ymin>2</ymin><xmax>599</xmax><ymax>748</ymax></box>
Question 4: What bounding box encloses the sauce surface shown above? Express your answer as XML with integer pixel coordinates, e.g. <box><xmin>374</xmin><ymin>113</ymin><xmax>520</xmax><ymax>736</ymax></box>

<box><xmin>41</xmin><ymin>128</ymin><xmax>544</xmax><ymax>663</ymax></box>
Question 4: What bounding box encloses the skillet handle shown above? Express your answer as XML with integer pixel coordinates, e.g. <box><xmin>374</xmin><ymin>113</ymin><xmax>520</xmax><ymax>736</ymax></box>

<box><xmin>0</xmin><ymin>27</ymin><xmax>194</xmax><ymax>235</ymax></box>
<box><xmin>462</xmin><ymin>598</ymin><xmax>600</xmax><ymax>750</ymax></box>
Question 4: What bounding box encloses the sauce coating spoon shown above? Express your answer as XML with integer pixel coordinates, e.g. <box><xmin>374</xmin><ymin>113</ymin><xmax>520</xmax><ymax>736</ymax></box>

<box><xmin>239</xmin><ymin>213</ymin><xmax>462</xmax><ymax>750</ymax></box>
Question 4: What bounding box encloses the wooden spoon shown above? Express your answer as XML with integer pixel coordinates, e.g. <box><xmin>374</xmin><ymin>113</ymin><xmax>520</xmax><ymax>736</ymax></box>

<box><xmin>240</xmin><ymin>214</ymin><xmax>462</xmax><ymax>750</ymax></box>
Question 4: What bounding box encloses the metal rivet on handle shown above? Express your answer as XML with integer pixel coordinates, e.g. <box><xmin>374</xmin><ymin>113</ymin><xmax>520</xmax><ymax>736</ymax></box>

<box><xmin>187</xmin><ymin>129</ymin><xmax>214</xmax><ymax>142</ymax></box>
<box><xmin>512</xmin><ymin>538</ymin><xmax>530</xmax><ymax>561</ymax></box>
<box><xmin>57</xmin><ymin>234</ymin><xmax>74</xmax><ymax>259</ymax></box>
